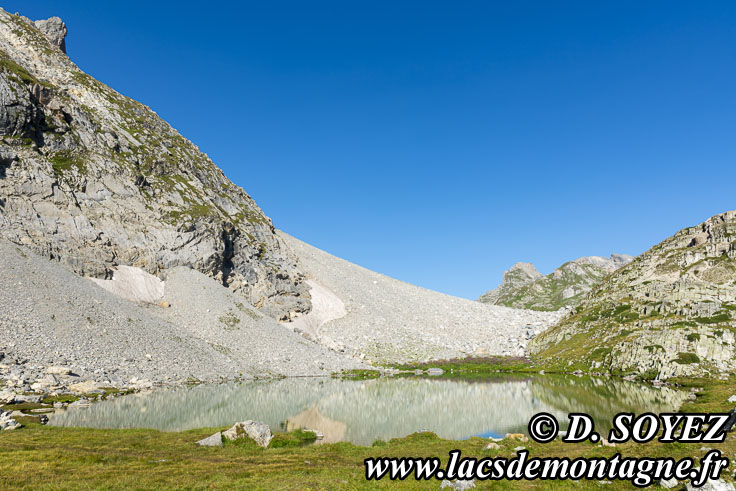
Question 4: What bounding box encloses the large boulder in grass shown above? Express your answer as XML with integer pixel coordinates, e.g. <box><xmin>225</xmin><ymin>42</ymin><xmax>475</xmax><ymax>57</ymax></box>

<box><xmin>196</xmin><ymin>432</ymin><xmax>223</xmax><ymax>447</ymax></box>
<box><xmin>222</xmin><ymin>420</ymin><xmax>272</xmax><ymax>448</ymax></box>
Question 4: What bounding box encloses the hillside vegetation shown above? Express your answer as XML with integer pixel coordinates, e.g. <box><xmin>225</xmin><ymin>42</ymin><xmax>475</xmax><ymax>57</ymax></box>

<box><xmin>529</xmin><ymin>211</ymin><xmax>736</xmax><ymax>380</ymax></box>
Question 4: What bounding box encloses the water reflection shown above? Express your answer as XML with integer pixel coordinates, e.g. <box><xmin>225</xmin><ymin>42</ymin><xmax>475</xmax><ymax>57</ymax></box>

<box><xmin>50</xmin><ymin>375</ymin><xmax>687</xmax><ymax>445</ymax></box>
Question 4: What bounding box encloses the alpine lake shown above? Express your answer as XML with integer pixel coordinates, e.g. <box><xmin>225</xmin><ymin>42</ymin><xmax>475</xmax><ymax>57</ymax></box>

<box><xmin>49</xmin><ymin>373</ymin><xmax>687</xmax><ymax>446</ymax></box>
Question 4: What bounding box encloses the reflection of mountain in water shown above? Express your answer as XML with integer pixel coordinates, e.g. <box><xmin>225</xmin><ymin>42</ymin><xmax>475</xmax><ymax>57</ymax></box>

<box><xmin>50</xmin><ymin>376</ymin><xmax>686</xmax><ymax>445</ymax></box>
<box><xmin>285</xmin><ymin>407</ymin><xmax>347</xmax><ymax>443</ymax></box>
<box><xmin>530</xmin><ymin>376</ymin><xmax>688</xmax><ymax>432</ymax></box>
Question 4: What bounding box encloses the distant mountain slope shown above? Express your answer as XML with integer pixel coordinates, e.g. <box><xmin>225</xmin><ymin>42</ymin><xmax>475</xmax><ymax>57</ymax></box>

<box><xmin>280</xmin><ymin>232</ymin><xmax>564</xmax><ymax>363</ymax></box>
<box><xmin>0</xmin><ymin>10</ymin><xmax>307</xmax><ymax>319</ymax></box>
<box><xmin>479</xmin><ymin>255</ymin><xmax>633</xmax><ymax>311</ymax></box>
<box><xmin>529</xmin><ymin>211</ymin><xmax>736</xmax><ymax>379</ymax></box>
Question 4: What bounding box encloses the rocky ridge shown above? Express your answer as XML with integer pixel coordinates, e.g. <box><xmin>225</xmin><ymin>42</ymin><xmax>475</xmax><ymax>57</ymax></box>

<box><xmin>0</xmin><ymin>10</ymin><xmax>308</xmax><ymax>320</ymax></box>
<box><xmin>479</xmin><ymin>254</ymin><xmax>633</xmax><ymax>311</ymax></box>
<box><xmin>529</xmin><ymin>211</ymin><xmax>736</xmax><ymax>379</ymax></box>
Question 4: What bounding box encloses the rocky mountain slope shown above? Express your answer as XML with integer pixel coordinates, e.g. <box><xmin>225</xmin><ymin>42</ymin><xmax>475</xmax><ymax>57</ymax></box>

<box><xmin>280</xmin><ymin>232</ymin><xmax>564</xmax><ymax>363</ymax></box>
<box><xmin>0</xmin><ymin>10</ymin><xmax>307</xmax><ymax>320</ymax></box>
<box><xmin>529</xmin><ymin>211</ymin><xmax>736</xmax><ymax>379</ymax></box>
<box><xmin>479</xmin><ymin>254</ymin><xmax>633</xmax><ymax>311</ymax></box>
<box><xmin>0</xmin><ymin>238</ymin><xmax>362</xmax><ymax>394</ymax></box>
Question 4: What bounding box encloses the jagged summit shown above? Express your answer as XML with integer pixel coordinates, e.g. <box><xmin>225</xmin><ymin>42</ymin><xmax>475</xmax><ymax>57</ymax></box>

<box><xmin>480</xmin><ymin>254</ymin><xmax>633</xmax><ymax>311</ymax></box>
<box><xmin>33</xmin><ymin>17</ymin><xmax>67</xmax><ymax>53</ymax></box>
<box><xmin>0</xmin><ymin>10</ymin><xmax>308</xmax><ymax>319</ymax></box>
<box><xmin>530</xmin><ymin>211</ymin><xmax>736</xmax><ymax>379</ymax></box>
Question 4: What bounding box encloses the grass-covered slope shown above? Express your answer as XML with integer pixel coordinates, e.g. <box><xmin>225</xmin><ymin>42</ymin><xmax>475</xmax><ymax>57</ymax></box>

<box><xmin>529</xmin><ymin>211</ymin><xmax>736</xmax><ymax>379</ymax></box>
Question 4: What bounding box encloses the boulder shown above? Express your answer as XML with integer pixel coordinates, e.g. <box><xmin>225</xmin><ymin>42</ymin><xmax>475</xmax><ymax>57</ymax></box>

<box><xmin>15</xmin><ymin>394</ymin><xmax>41</xmax><ymax>403</ymax></box>
<box><xmin>196</xmin><ymin>432</ymin><xmax>223</xmax><ymax>447</ymax></box>
<box><xmin>0</xmin><ymin>389</ymin><xmax>15</xmax><ymax>404</ymax></box>
<box><xmin>222</xmin><ymin>420</ymin><xmax>272</xmax><ymax>448</ymax></box>
<box><xmin>46</xmin><ymin>366</ymin><xmax>73</xmax><ymax>375</ymax></box>
<box><xmin>0</xmin><ymin>410</ymin><xmax>20</xmax><ymax>430</ymax></box>
<box><xmin>483</xmin><ymin>442</ymin><xmax>500</xmax><ymax>450</ymax></box>
<box><xmin>69</xmin><ymin>380</ymin><xmax>100</xmax><ymax>394</ymax></box>
<box><xmin>32</xmin><ymin>374</ymin><xmax>61</xmax><ymax>391</ymax></box>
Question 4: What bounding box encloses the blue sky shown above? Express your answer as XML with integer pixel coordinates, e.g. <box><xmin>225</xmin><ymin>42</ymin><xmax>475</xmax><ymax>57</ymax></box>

<box><xmin>9</xmin><ymin>1</ymin><xmax>736</xmax><ymax>299</ymax></box>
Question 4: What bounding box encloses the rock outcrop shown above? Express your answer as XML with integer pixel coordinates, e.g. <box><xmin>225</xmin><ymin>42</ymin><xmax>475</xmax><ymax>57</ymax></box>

<box><xmin>529</xmin><ymin>211</ymin><xmax>736</xmax><ymax>379</ymax></box>
<box><xmin>0</xmin><ymin>10</ymin><xmax>308</xmax><ymax>320</ymax></box>
<box><xmin>33</xmin><ymin>17</ymin><xmax>67</xmax><ymax>53</ymax></box>
<box><xmin>479</xmin><ymin>254</ymin><xmax>633</xmax><ymax>311</ymax></box>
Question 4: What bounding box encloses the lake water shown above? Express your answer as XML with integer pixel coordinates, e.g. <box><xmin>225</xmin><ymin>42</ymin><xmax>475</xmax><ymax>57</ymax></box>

<box><xmin>50</xmin><ymin>375</ymin><xmax>687</xmax><ymax>445</ymax></box>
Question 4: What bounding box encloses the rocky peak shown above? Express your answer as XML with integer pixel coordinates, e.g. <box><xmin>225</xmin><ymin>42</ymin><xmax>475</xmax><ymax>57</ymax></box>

<box><xmin>479</xmin><ymin>254</ymin><xmax>633</xmax><ymax>311</ymax></box>
<box><xmin>33</xmin><ymin>17</ymin><xmax>67</xmax><ymax>54</ymax></box>
<box><xmin>504</xmin><ymin>262</ymin><xmax>543</xmax><ymax>286</ymax></box>
<box><xmin>478</xmin><ymin>262</ymin><xmax>541</xmax><ymax>305</ymax></box>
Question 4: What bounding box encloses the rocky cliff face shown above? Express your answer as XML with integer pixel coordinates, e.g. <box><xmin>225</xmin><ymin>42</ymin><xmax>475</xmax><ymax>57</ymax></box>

<box><xmin>0</xmin><ymin>11</ymin><xmax>309</xmax><ymax>319</ymax></box>
<box><xmin>479</xmin><ymin>254</ymin><xmax>633</xmax><ymax>311</ymax></box>
<box><xmin>529</xmin><ymin>211</ymin><xmax>736</xmax><ymax>379</ymax></box>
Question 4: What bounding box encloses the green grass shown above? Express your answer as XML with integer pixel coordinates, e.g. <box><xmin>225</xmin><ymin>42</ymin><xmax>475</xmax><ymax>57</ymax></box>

<box><xmin>268</xmin><ymin>429</ymin><xmax>318</xmax><ymax>448</ymax></box>
<box><xmin>393</xmin><ymin>356</ymin><xmax>536</xmax><ymax>374</ymax></box>
<box><xmin>694</xmin><ymin>313</ymin><xmax>731</xmax><ymax>324</ymax></box>
<box><xmin>334</xmin><ymin>369</ymin><xmax>382</xmax><ymax>380</ymax></box>
<box><xmin>0</xmin><ymin>48</ymin><xmax>52</xmax><ymax>88</ymax></box>
<box><xmin>49</xmin><ymin>150</ymin><xmax>87</xmax><ymax>176</ymax></box>
<box><xmin>674</xmin><ymin>352</ymin><xmax>700</xmax><ymax>364</ymax></box>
